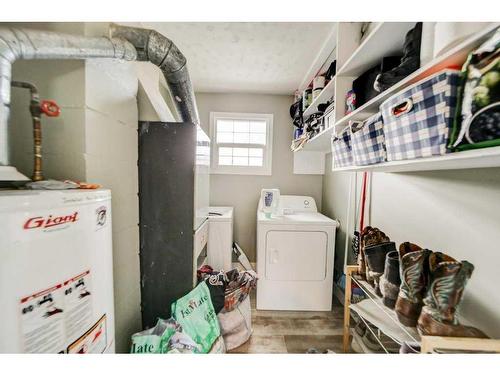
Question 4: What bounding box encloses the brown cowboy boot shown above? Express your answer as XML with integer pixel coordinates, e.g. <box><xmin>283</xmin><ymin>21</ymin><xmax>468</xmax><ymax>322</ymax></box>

<box><xmin>417</xmin><ymin>252</ymin><xmax>488</xmax><ymax>338</ymax></box>
<box><xmin>395</xmin><ymin>242</ymin><xmax>431</xmax><ymax>327</ymax></box>
<box><xmin>357</xmin><ymin>239</ymin><xmax>367</xmax><ymax>280</ymax></box>
<box><xmin>357</xmin><ymin>226</ymin><xmax>372</xmax><ymax>279</ymax></box>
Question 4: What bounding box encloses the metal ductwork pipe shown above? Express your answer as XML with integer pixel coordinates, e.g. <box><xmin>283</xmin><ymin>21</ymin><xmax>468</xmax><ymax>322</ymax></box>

<box><xmin>0</xmin><ymin>24</ymin><xmax>199</xmax><ymax>183</ymax></box>
<box><xmin>109</xmin><ymin>24</ymin><xmax>200</xmax><ymax>126</ymax></box>
<box><xmin>0</xmin><ymin>27</ymin><xmax>137</xmax><ymax>175</ymax></box>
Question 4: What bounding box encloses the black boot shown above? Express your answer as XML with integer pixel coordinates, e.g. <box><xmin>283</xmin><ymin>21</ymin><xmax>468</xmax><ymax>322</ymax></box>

<box><xmin>360</xmin><ymin>227</ymin><xmax>391</xmax><ymax>283</ymax></box>
<box><xmin>380</xmin><ymin>250</ymin><xmax>401</xmax><ymax>309</ymax></box>
<box><xmin>374</xmin><ymin>22</ymin><xmax>422</xmax><ymax>92</ymax></box>
<box><xmin>364</xmin><ymin>242</ymin><xmax>396</xmax><ymax>296</ymax></box>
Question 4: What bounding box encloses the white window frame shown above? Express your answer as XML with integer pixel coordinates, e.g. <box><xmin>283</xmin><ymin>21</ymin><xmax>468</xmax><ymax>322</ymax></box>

<box><xmin>209</xmin><ymin>111</ymin><xmax>273</xmax><ymax>175</ymax></box>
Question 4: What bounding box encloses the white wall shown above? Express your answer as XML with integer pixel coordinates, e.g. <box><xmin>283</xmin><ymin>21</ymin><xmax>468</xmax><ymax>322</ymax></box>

<box><xmin>8</xmin><ymin>22</ymin><xmax>144</xmax><ymax>353</ymax></box>
<box><xmin>10</xmin><ymin>59</ymin><xmax>87</xmax><ymax>181</ymax></box>
<box><xmin>9</xmin><ymin>23</ymin><xmax>87</xmax><ymax>181</ymax></box>
<box><xmin>321</xmin><ymin>163</ymin><xmax>356</xmax><ymax>275</ymax></box>
<box><xmin>322</xmin><ymin>154</ymin><xmax>500</xmax><ymax>338</ymax></box>
<box><xmin>9</xmin><ymin>23</ymin><xmax>85</xmax><ymax>184</ymax></box>
<box><xmin>83</xmin><ymin>23</ymin><xmax>142</xmax><ymax>354</ymax></box>
<box><xmin>196</xmin><ymin>92</ymin><xmax>324</xmax><ymax>261</ymax></box>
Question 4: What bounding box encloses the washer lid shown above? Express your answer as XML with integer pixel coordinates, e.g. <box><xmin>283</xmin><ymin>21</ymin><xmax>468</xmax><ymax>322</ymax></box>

<box><xmin>208</xmin><ymin>206</ymin><xmax>233</xmax><ymax>222</ymax></box>
<box><xmin>258</xmin><ymin>211</ymin><xmax>337</xmax><ymax>226</ymax></box>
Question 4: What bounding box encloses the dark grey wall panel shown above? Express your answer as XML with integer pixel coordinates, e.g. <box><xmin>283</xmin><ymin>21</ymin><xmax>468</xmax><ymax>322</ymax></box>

<box><xmin>138</xmin><ymin>121</ymin><xmax>195</xmax><ymax>329</ymax></box>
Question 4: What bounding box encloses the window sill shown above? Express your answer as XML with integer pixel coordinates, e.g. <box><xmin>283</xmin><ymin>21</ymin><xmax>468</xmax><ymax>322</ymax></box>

<box><xmin>210</xmin><ymin>167</ymin><xmax>272</xmax><ymax>176</ymax></box>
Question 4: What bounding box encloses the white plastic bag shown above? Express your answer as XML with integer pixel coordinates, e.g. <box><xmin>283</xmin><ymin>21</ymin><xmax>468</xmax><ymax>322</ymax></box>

<box><xmin>217</xmin><ymin>295</ymin><xmax>252</xmax><ymax>351</ymax></box>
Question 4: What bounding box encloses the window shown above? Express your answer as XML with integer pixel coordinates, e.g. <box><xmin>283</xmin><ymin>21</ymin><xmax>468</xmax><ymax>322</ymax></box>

<box><xmin>210</xmin><ymin>112</ymin><xmax>273</xmax><ymax>175</ymax></box>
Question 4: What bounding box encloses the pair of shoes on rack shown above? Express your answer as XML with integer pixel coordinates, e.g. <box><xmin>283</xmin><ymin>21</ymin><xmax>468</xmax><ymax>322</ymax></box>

<box><xmin>352</xmin><ymin>320</ymin><xmax>400</xmax><ymax>353</ymax></box>
<box><xmin>357</xmin><ymin>226</ymin><xmax>402</xmax><ymax>308</ymax></box>
<box><xmin>395</xmin><ymin>243</ymin><xmax>488</xmax><ymax>338</ymax></box>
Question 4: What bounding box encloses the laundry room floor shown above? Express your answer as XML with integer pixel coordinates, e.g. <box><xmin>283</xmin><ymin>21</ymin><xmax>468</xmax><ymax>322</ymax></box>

<box><xmin>229</xmin><ymin>291</ymin><xmax>349</xmax><ymax>353</ymax></box>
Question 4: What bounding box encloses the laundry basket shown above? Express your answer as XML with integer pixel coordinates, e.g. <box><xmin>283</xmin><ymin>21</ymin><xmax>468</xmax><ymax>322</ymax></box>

<box><xmin>351</xmin><ymin>113</ymin><xmax>386</xmax><ymax>165</ymax></box>
<box><xmin>331</xmin><ymin>125</ymin><xmax>355</xmax><ymax>169</ymax></box>
<box><xmin>380</xmin><ymin>70</ymin><xmax>460</xmax><ymax>161</ymax></box>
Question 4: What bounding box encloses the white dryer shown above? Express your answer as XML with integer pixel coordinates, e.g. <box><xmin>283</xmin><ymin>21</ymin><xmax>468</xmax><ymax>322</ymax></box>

<box><xmin>256</xmin><ymin>195</ymin><xmax>338</xmax><ymax>311</ymax></box>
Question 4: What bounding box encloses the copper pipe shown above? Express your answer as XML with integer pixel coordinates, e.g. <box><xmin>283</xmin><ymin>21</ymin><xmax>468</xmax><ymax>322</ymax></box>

<box><xmin>11</xmin><ymin>81</ymin><xmax>44</xmax><ymax>181</ymax></box>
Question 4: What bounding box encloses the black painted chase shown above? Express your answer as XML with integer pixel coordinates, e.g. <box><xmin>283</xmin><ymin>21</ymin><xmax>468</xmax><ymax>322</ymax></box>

<box><xmin>138</xmin><ymin>121</ymin><xmax>197</xmax><ymax>329</ymax></box>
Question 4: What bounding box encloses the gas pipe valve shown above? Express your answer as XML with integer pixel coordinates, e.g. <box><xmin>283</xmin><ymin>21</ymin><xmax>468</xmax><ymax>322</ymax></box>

<box><xmin>40</xmin><ymin>100</ymin><xmax>61</xmax><ymax>117</ymax></box>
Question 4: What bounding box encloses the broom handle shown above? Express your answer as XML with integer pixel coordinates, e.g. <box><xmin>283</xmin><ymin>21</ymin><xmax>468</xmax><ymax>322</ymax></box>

<box><xmin>359</xmin><ymin>172</ymin><xmax>368</xmax><ymax>231</ymax></box>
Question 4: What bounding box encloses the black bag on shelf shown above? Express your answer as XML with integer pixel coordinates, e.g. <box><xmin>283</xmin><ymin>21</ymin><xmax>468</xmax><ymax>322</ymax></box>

<box><xmin>289</xmin><ymin>99</ymin><xmax>304</xmax><ymax>129</ymax></box>
<box><xmin>325</xmin><ymin>60</ymin><xmax>337</xmax><ymax>80</ymax></box>
<box><xmin>374</xmin><ymin>22</ymin><xmax>422</xmax><ymax>93</ymax></box>
<box><xmin>318</xmin><ymin>100</ymin><xmax>334</xmax><ymax>113</ymax></box>
<box><xmin>353</xmin><ymin>56</ymin><xmax>402</xmax><ymax>107</ymax></box>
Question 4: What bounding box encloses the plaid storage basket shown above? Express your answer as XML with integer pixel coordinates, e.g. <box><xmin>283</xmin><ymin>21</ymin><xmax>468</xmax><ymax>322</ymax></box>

<box><xmin>380</xmin><ymin>69</ymin><xmax>460</xmax><ymax>161</ymax></box>
<box><xmin>351</xmin><ymin>113</ymin><xmax>386</xmax><ymax>165</ymax></box>
<box><xmin>331</xmin><ymin>126</ymin><xmax>354</xmax><ymax>168</ymax></box>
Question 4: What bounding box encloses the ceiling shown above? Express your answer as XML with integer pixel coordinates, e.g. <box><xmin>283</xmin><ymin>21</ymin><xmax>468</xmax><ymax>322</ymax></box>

<box><xmin>129</xmin><ymin>22</ymin><xmax>336</xmax><ymax>95</ymax></box>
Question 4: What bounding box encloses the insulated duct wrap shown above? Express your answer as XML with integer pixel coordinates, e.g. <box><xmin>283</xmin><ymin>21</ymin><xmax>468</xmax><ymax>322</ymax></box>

<box><xmin>109</xmin><ymin>24</ymin><xmax>200</xmax><ymax>126</ymax></box>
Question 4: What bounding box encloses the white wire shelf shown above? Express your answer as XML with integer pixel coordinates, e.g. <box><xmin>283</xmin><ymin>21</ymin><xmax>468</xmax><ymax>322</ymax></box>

<box><xmin>351</xmin><ymin>327</ymin><xmax>380</xmax><ymax>354</ymax></box>
<box><xmin>351</xmin><ymin>311</ymin><xmax>404</xmax><ymax>354</ymax></box>
<box><xmin>350</xmin><ymin>274</ymin><xmax>420</xmax><ymax>345</ymax></box>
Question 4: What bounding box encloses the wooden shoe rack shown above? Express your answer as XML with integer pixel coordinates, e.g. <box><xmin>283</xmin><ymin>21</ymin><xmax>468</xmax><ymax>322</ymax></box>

<box><xmin>342</xmin><ymin>265</ymin><xmax>500</xmax><ymax>354</ymax></box>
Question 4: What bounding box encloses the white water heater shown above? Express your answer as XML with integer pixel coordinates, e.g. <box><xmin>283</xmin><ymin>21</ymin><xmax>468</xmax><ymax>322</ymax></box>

<box><xmin>0</xmin><ymin>189</ymin><xmax>115</xmax><ymax>353</ymax></box>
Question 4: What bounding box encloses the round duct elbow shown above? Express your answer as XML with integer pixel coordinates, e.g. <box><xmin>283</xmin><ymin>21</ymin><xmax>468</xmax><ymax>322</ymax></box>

<box><xmin>110</xmin><ymin>23</ymin><xmax>199</xmax><ymax>125</ymax></box>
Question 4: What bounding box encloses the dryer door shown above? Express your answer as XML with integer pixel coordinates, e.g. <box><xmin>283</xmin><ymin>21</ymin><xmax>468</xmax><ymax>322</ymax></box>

<box><xmin>265</xmin><ymin>230</ymin><xmax>327</xmax><ymax>281</ymax></box>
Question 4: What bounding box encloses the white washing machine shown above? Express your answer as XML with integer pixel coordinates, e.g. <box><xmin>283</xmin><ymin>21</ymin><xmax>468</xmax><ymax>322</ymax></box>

<box><xmin>207</xmin><ymin>206</ymin><xmax>234</xmax><ymax>271</ymax></box>
<box><xmin>256</xmin><ymin>195</ymin><xmax>338</xmax><ymax>311</ymax></box>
